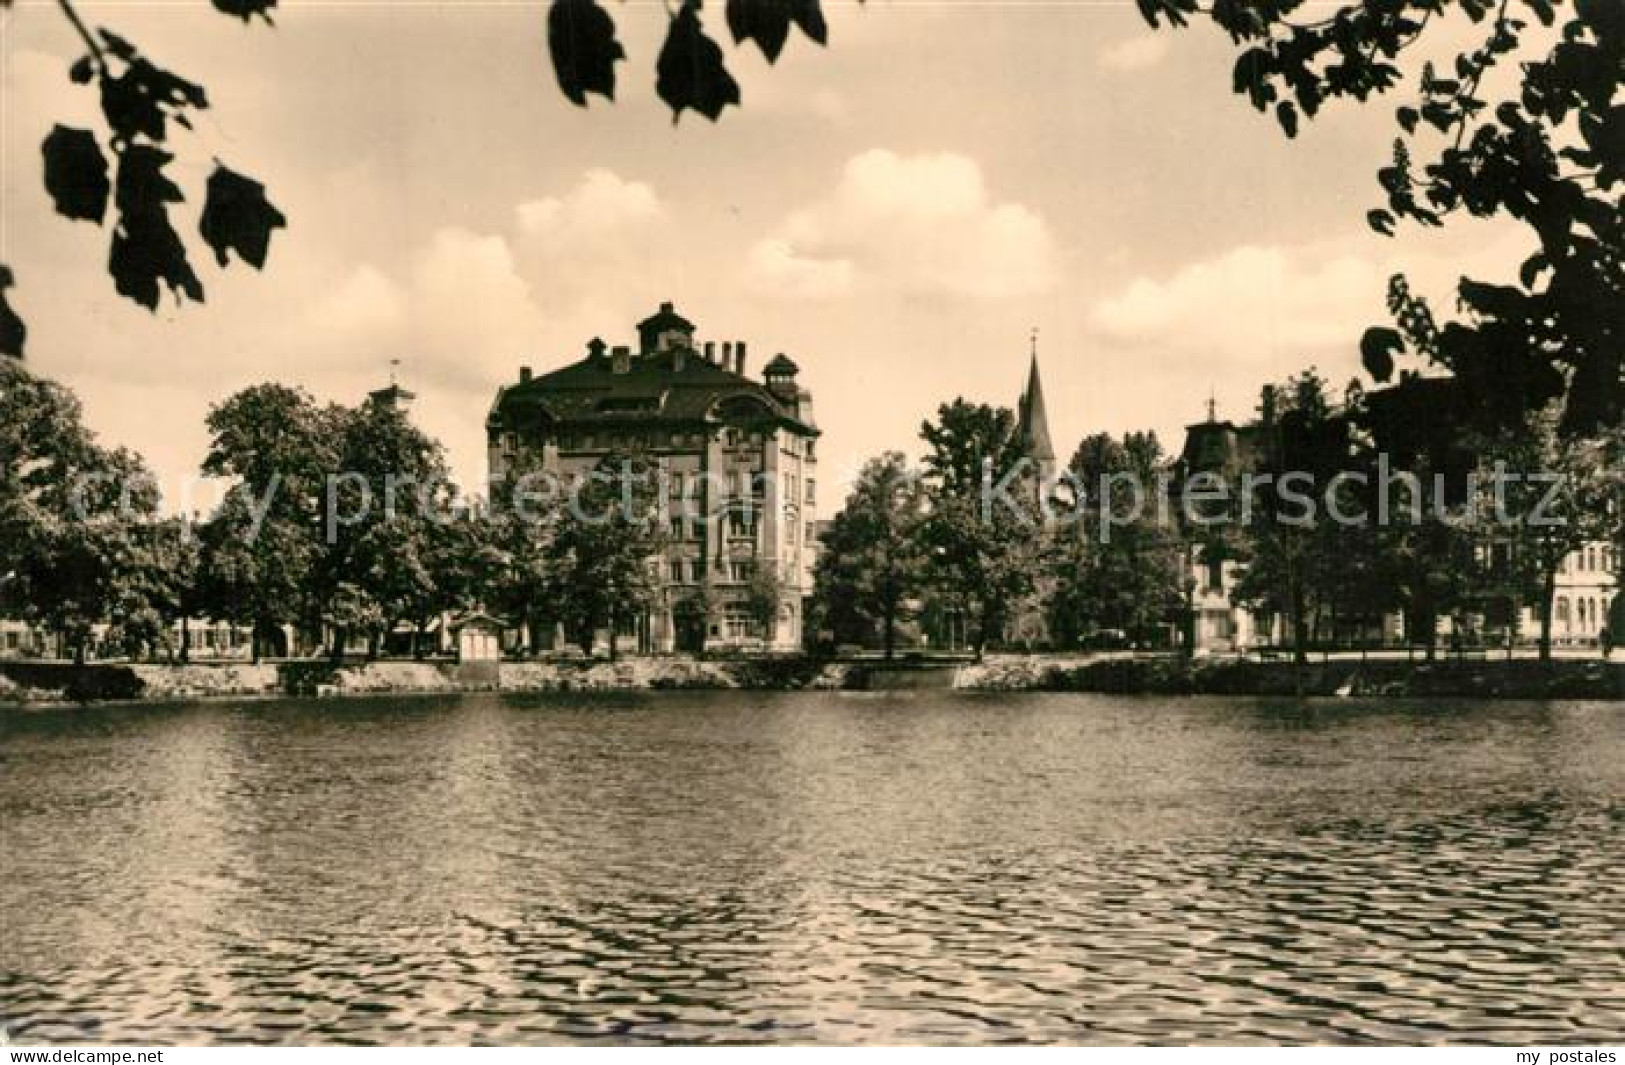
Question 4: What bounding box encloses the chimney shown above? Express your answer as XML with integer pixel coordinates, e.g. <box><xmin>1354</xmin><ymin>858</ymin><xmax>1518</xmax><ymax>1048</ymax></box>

<box><xmin>735</xmin><ymin>341</ymin><xmax>747</xmax><ymax>376</ymax></box>
<box><xmin>588</xmin><ymin>337</ymin><xmax>607</xmax><ymax>361</ymax></box>
<box><xmin>673</xmin><ymin>346</ymin><xmax>687</xmax><ymax>372</ymax></box>
<box><xmin>721</xmin><ymin>342</ymin><xmax>732</xmax><ymax>370</ymax></box>
<box><xmin>704</xmin><ymin>341</ymin><xmax>716</xmax><ymax>364</ymax></box>
<box><xmin>519</xmin><ymin>366</ymin><xmax>532</xmax><ymax>383</ymax></box>
<box><xmin>611</xmin><ymin>345</ymin><xmax>631</xmax><ymax>374</ymax></box>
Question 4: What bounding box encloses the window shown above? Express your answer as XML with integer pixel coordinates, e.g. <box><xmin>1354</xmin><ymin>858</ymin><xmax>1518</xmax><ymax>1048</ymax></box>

<box><xmin>669</xmin><ymin>517</ymin><xmax>686</xmax><ymax>540</ymax></box>
<box><xmin>4</xmin><ymin>632</ymin><xmax>18</xmax><ymax>651</ymax></box>
<box><xmin>805</xmin><ymin>479</ymin><xmax>816</xmax><ymax>506</ymax></box>
<box><xmin>668</xmin><ymin>559</ymin><xmax>685</xmax><ymax>583</ymax></box>
<box><xmin>689</xmin><ymin>559</ymin><xmax>705</xmax><ymax>583</ymax></box>
<box><xmin>728</xmin><ymin>507</ymin><xmax>757</xmax><ymax>538</ymax></box>
<box><xmin>730</xmin><ymin>560</ymin><xmax>755</xmax><ymax>583</ymax></box>
<box><xmin>723</xmin><ymin>607</ymin><xmax>759</xmax><ymax>641</ymax></box>
<box><xmin>1205</xmin><ymin>558</ymin><xmax>1223</xmax><ymax>593</ymax></box>
<box><xmin>1557</xmin><ymin>597</ymin><xmax>1571</xmax><ymax>624</ymax></box>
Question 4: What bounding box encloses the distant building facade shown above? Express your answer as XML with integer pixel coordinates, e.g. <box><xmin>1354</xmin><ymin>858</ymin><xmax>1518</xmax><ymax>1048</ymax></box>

<box><xmin>1173</xmin><ymin>407</ymin><xmax>1265</xmax><ymax>654</ymax></box>
<box><xmin>1173</xmin><ymin>393</ymin><xmax>1618</xmax><ymax>655</ymax></box>
<box><xmin>486</xmin><ymin>302</ymin><xmax>820</xmax><ymax>653</ymax></box>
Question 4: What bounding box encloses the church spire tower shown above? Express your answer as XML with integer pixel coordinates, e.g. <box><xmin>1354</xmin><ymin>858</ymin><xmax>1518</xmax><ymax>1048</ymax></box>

<box><xmin>1015</xmin><ymin>328</ymin><xmax>1056</xmax><ymax>482</ymax></box>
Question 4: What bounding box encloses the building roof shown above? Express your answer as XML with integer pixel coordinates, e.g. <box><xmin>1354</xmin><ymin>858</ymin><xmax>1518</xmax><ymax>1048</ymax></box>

<box><xmin>637</xmin><ymin>301</ymin><xmax>694</xmax><ymax>335</ymax></box>
<box><xmin>1014</xmin><ymin>353</ymin><xmax>1055</xmax><ymax>463</ymax></box>
<box><xmin>491</xmin><ymin>341</ymin><xmax>817</xmax><ymax>435</ymax></box>
<box><xmin>763</xmin><ymin>353</ymin><xmax>800</xmax><ymax>376</ymax></box>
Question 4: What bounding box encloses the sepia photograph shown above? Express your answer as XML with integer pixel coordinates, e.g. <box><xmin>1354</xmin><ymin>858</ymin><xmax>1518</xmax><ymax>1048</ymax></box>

<box><xmin>1</xmin><ymin>0</ymin><xmax>1622</xmax><ymax>1050</ymax></box>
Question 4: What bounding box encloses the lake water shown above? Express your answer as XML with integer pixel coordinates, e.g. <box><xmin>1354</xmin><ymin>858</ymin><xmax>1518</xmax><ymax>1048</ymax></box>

<box><xmin>2</xmin><ymin>692</ymin><xmax>1622</xmax><ymax>1045</ymax></box>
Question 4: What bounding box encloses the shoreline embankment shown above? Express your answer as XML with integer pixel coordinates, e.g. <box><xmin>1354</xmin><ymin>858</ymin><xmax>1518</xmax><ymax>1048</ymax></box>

<box><xmin>4</xmin><ymin>653</ymin><xmax>1625</xmax><ymax>706</ymax></box>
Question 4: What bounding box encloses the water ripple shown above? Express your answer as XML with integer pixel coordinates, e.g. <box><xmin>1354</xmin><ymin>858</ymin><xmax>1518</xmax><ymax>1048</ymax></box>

<box><xmin>2</xmin><ymin>693</ymin><xmax>1622</xmax><ymax>1044</ymax></box>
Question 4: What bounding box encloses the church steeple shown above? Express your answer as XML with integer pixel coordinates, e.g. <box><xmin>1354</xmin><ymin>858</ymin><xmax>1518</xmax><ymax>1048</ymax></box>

<box><xmin>1015</xmin><ymin>329</ymin><xmax>1055</xmax><ymax>473</ymax></box>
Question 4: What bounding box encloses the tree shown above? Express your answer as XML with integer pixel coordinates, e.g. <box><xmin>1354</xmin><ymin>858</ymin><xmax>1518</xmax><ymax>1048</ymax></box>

<box><xmin>543</xmin><ymin>454</ymin><xmax>666</xmax><ymax>660</ymax></box>
<box><xmin>1119</xmin><ymin>0</ymin><xmax>1624</xmax><ymax>441</ymax></box>
<box><xmin>1232</xmin><ymin>371</ymin><xmax>1357</xmax><ymax>670</ymax></box>
<box><xmin>0</xmin><ymin>359</ymin><xmax>168</xmax><ymax>662</ymax></box>
<box><xmin>487</xmin><ymin>449</ymin><xmax>565</xmax><ymax>654</ymax></box>
<box><xmin>812</xmin><ymin>452</ymin><xmax>928</xmax><ymax>658</ymax></box>
<box><xmin>919</xmin><ymin>400</ymin><xmax>1044</xmax><ymax>660</ymax></box>
<box><xmin>314</xmin><ymin>395</ymin><xmax>454</xmax><ymax>658</ymax></box>
<box><xmin>1484</xmin><ymin>403</ymin><xmax>1607</xmax><ymax>660</ymax></box>
<box><xmin>743</xmin><ymin>563</ymin><xmax>786</xmax><ymax>647</ymax></box>
<box><xmin>12</xmin><ymin>446</ymin><xmax>161</xmax><ymax>664</ymax></box>
<box><xmin>356</xmin><ymin>510</ymin><xmax>495</xmax><ymax>659</ymax></box>
<box><xmin>1049</xmin><ymin>432</ymin><xmax>1185</xmax><ymax>649</ymax></box>
<box><xmin>197</xmin><ymin>383</ymin><xmax>340</xmax><ymax>661</ymax></box>
<box><xmin>1</xmin><ymin>359</ymin><xmax>96</xmax><ymax>581</ymax></box>
<box><xmin>107</xmin><ymin>516</ymin><xmax>200</xmax><ymax>662</ymax></box>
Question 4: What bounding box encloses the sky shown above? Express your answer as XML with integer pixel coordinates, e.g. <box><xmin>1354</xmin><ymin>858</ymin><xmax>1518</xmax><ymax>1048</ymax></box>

<box><xmin>1</xmin><ymin>0</ymin><xmax>1527</xmax><ymax>509</ymax></box>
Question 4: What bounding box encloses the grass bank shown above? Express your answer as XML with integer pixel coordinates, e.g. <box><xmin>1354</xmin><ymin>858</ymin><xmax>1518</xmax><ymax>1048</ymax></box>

<box><xmin>0</xmin><ymin>657</ymin><xmax>853</xmax><ymax>705</ymax></box>
<box><xmin>6</xmin><ymin>654</ymin><xmax>1624</xmax><ymax>705</ymax></box>
<box><xmin>955</xmin><ymin>654</ymin><xmax>1625</xmax><ymax>699</ymax></box>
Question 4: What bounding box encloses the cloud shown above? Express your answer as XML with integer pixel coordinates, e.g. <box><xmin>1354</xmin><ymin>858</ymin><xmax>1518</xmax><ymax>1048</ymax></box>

<box><xmin>1099</xmin><ymin>34</ymin><xmax>1171</xmax><ymax>72</ymax></box>
<box><xmin>1090</xmin><ymin>244</ymin><xmax>1381</xmax><ymax>366</ymax></box>
<box><xmin>308</xmin><ymin>264</ymin><xmax>407</xmax><ymax>339</ymax></box>
<box><xmin>746</xmin><ymin>240</ymin><xmax>855</xmax><ymax>299</ymax></box>
<box><xmin>516</xmin><ymin>168</ymin><xmax>662</xmax><ymax>243</ymax></box>
<box><xmin>407</xmin><ymin>228</ymin><xmax>546</xmax><ymax>389</ymax></box>
<box><xmin>745</xmin><ymin>149</ymin><xmax>1059</xmax><ymax>299</ymax></box>
<box><xmin>1089</xmin><ymin>224</ymin><xmax>1531</xmax><ymax>373</ymax></box>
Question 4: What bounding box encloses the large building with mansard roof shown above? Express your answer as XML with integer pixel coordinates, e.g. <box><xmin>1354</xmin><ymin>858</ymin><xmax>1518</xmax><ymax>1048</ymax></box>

<box><xmin>486</xmin><ymin>302</ymin><xmax>820</xmax><ymax>654</ymax></box>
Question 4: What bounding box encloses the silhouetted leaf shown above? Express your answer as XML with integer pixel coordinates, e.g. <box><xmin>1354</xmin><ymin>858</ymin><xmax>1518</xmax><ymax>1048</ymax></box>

<box><xmin>789</xmin><ymin>0</ymin><xmax>827</xmax><ymax>46</ymax></box>
<box><xmin>727</xmin><ymin>0</ymin><xmax>825</xmax><ymax>62</ymax></box>
<box><xmin>548</xmin><ymin>0</ymin><xmax>624</xmax><ymax>106</ymax></box>
<box><xmin>99</xmin><ymin>53</ymin><xmax>209</xmax><ymax>146</ymax></box>
<box><xmin>69</xmin><ymin>56</ymin><xmax>96</xmax><ymax>84</ymax></box>
<box><xmin>0</xmin><ymin>265</ymin><xmax>24</xmax><ymax>359</ymax></box>
<box><xmin>1367</xmin><ymin>208</ymin><xmax>1395</xmax><ymax>235</ymax></box>
<box><xmin>1360</xmin><ymin>326</ymin><xmax>1403</xmax><ymax>382</ymax></box>
<box><xmin>199</xmin><ymin>164</ymin><xmax>286</xmax><ymax>269</ymax></box>
<box><xmin>727</xmin><ymin>0</ymin><xmax>791</xmax><ymax>61</ymax></box>
<box><xmin>114</xmin><ymin>144</ymin><xmax>184</xmax><ymax>214</ymax></box>
<box><xmin>98</xmin><ymin>30</ymin><xmax>138</xmax><ymax>62</ymax></box>
<box><xmin>42</xmin><ymin>125</ymin><xmax>110</xmax><ymax>224</ymax></box>
<box><xmin>1232</xmin><ymin>48</ymin><xmax>1275</xmax><ymax>109</ymax></box>
<box><xmin>1276</xmin><ymin>100</ymin><xmax>1299</xmax><ymax>137</ymax></box>
<box><xmin>109</xmin><ymin>146</ymin><xmax>203</xmax><ymax>310</ymax></box>
<box><xmin>1519</xmin><ymin>251</ymin><xmax>1549</xmax><ymax>288</ymax></box>
<box><xmin>657</xmin><ymin>0</ymin><xmax>740</xmax><ymax>123</ymax></box>
<box><xmin>211</xmin><ymin>0</ymin><xmax>277</xmax><ymax>23</ymax></box>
